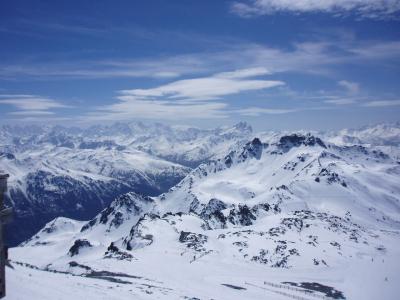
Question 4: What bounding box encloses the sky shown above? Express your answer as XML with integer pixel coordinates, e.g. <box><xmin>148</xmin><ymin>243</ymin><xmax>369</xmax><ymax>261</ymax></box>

<box><xmin>0</xmin><ymin>0</ymin><xmax>399</xmax><ymax>130</ymax></box>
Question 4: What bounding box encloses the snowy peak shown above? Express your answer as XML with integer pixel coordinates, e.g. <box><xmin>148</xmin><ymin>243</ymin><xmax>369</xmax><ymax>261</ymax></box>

<box><xmin>21</xmin><ymin>217</ymin><xmax>85</xmax><ymax>247</ymax></box>
<box><xmin>277</xmin><ymin>134</ymin><xmax>326</xmax><ymax>150</ymax></box>
<box><xmin>81</xmin><ymin>192</ymin><xmax>155</xmax><ymax>233</ymax></box>
<box><xmin>226</xmin><ymin>134</ymin><xmax>326</xmax><ymax>168</ymax></box>
<box><xmin>233</xmin><ymin>121</ymin><xmax>252</xmax><ymax>133</ymax></box>
<box><xmin>239</xmin><ymin>137</ymin><xmax>264</xmax><ymax>159</ymax></box>
<box><xmin>327</xmin><ymin>122</ymin><xmax>400</xmax><ymax>147</ymax></box>
<box><xmin>1</xmin><ymin>121</ymin><xmax>194</xmax><ymax>245</ymax></box>
<box><xmin>7</xmin><ymin>123</ymin><xmax>400</xmax><ymax>300</ymax></box>
<box><xmin>217</xmin><ymin>121</ymin><xmax>253</xmax><ymax>137</ymax></box>
<box><xmin>157</xmin><ymin>132</ymin><xmax>400</xmax><ymax>230</ymax></box>
<box><xmin>224</xmin><ymin>137</ymin><xmax>264</xmax><ymax>167</ymax></box>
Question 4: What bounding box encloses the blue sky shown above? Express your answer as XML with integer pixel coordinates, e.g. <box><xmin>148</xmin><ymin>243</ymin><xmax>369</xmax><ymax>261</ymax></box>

<box><xmin>0</xmin><ymin>0</ymin><xmax>399</xmax><ymax>130</ymax></box>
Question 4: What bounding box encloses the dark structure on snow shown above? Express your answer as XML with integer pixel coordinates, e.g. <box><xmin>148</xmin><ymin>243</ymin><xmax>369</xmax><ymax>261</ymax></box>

<box><xmin>0</xmin><ymin>172</ymin><xmax>12</xmax><ymax>298</ymax></box>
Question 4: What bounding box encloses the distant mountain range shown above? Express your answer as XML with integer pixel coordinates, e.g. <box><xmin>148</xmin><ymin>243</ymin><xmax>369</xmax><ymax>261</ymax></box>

<box><xmin>7</xmin><ymin>122</ymin><xmax>400</xmax><ymax>300</ymax></box>
<box><xmin>0</xmin><ymin>121</ymin><xmax>252</xmax><ymax>245</ymax></box>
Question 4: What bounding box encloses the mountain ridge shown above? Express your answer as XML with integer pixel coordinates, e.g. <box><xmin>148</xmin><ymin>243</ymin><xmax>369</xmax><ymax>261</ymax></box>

<box><xmin>0</xmin><ymin>121</ymin><xmax>252</xmax><ymax>245</ymax></box>
<box><xmin>9</xmin><ymin>129</ymin><xmax>400</xmax><ymax>299</ymax></box>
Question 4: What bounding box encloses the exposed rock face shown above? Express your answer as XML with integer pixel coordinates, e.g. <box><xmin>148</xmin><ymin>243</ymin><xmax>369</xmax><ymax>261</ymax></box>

<box><xmin>104</xmin><ymin>242</ymin><xmax>134</xmax><ymax>261</ymax></box>
<box><xmin>278</xmin><ymin>134</ymin><xmax>326</xmax><ymax>150</ymax></box>
<box><xmin>228</xmin><ymin>205</ymin><xmax>257</xmax><ymax>226</ymax></box>
<box><xmin>123</xmin><ymin>214</ymin><xmax>159</xmax><ymax>251</ymax></box>
<box><xmin>68</xmin><ymin>239</ymin><xmax>92</xmax><ymax>256</ymax></box>
<box><xmin>200</xmin><ymin>199</ymin><xmax>228</xmax><ymax>229</ymax></box>
<box><xmin>239</xmin><ymin>138</ymin><xmax>264</xmax><ymax>160</ymax></box>
<box><xmin>81</xmin><ymin>192</ymin><xmax>155</xmax><ymax>233</ymax></box>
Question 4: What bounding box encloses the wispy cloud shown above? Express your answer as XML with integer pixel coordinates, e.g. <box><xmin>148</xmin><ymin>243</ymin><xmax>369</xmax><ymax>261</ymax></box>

<box><xmin>338</xmin><ymin>80</ymin><xmax>360</xmax><ymax>94</ymax></box>
<box><xmin>216</xmin><ymin>67</ymin><xmax>271</xmax><ymax>79</ymax></box>
<box><xmin>234</xmin><ymin>107</ymin><xmax>297</xmax><ymax>116</ymax></box>
<box><xmin>87</xmin><ymin>99</ymin><xmax>230</xmax><ymax>121</ymax></box>
<box><xmin>324</xmin><ymin>96</ymin><xmax>400</xmax><ymax>107</ymax></box>
<box><xmin>1</xmin><ymin>40</ymin><xmax>399</xmax><ymax>80</ymax></box>
<box><xmin>0</xmin><ymin>58</ymin><xmax>192</xmax><ymax>80</ymax></box>
<box><xmin>363</xmin><ymin>100</ymin><xmax>400</xmax><ymax>107</ymax></box>
<box><xmin>120</xmin><ymin>68</ymin><xmax>284</xmax><ymax>101</ymax></box>
<box><xmin>0</xmin><ymin>94</ymin><xmax>35</xmax><ymax>98</ymax></box>
<box><xmin>1</xmin><ymin>116</ymin><xmax>72</xmax><ymax>123</ymax></box>
<box><xmin>0</xmin><ymin>94</ymin><xmax>71</xmax><ymax>116</ymax></box>
<box><xmin>325</xmin><ymin>98</ymin><xmax>358</xmax><ymax>105</ymax></box>
<box><xmin>86</xmin><ymin>68</ymin><xmax>284</xmax><ymax>121</ymax></box>
<box><xmin>0</xmin><ymin>96</ymin><xmax>69</xmax><ymax>110</ymax></box>
<box><xmin>231</xmin><ymin>0</ymin><xmax>400</xmax><ymax>19</ymax></box>
<box><xmin>8</xmin><ymin>110</ymin><xmax>55</xmax><ymax>116</ymax></box>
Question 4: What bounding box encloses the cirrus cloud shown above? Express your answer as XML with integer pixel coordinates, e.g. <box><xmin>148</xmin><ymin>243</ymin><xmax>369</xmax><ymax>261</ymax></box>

<box><xmin>87</xmin><ymin>68</ymin><xmax>285</xmax><ymax>121</ymax></box>
<box><xmin>363</xmin><ymin>99</ymin><xmax>400</xmax><ymax>107</ymax></box>
<box><xmin>338</xmin><ymin>80</ymin><xmax>360</xmax><ymax>94</ymax></box>
<box><xmin>120</xmin><ymin>68</ymin><xmax>284</xmax><ymax>101</ymax></box>
<box><xmin>231</xmin><ymin>0</ymin><xmax>400</xmax><ymax>19</ymax></box>
<box><xmin>234</xmin><ymin>106</ymin><xmax>297</xmax><ymax>116</ymax></box>
<box><xmin>0</xmin><ymin>94</ymin><xmax>72</xmax><ymax>116</ymax></box>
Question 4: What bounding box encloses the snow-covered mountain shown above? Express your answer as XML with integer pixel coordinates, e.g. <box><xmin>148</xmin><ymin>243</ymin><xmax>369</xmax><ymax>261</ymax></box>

<box><xmin>9</xmin><ymin>130</ymin><xmax>400</xmax><ymax>300</ymax></box>
<box><xmin>0</xmin><ymin>122</ymin><xmax>251</xmax><ymax>245</ymax></box>
<box><xmin>0</xmin><ymin>121</ymin><xmax>253</xmax><ymax>166</ymax></box>
<box><xmin>326</xmin><ymin>122</ymin><xmax>400</xmax><ymax>147</ymax></box>
<box><xmin>1</xmin><ymin>145</ymin><xmax>189</xmax><ymax>246</ymax></box>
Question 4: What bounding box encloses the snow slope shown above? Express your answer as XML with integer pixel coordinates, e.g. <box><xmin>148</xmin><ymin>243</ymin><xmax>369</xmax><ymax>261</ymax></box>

<box><xmin>9</xmin><ymin>132</ymin><xmax>400</xmax><ymax>299</ymax></box>
<box><xmin>1</xmin><ymin>122</ymin><xmax>251</xmax><ymax>245</ymax></box>
<box><xmin>0</xmin><ymin>144</ymin><xmax>189</xmax><ymax>246</ymax></box>
<box><xmin>327</xmin><ymin>122</ymin><xmax>400</xmax><ymax>147</ymax></box>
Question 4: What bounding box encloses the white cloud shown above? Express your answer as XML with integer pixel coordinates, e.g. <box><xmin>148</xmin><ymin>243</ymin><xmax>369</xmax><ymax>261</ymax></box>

<box><xmin>325</xmin><ymin>98</ymin><xmax>357</xmax><ymax>105</ymax></box>
<box><xmin>1</xmin><ymin>40</ymin><xmax>400</xmax><ymax>81</ymax></box>
<box><xmin>234</xmin><ymin>107</ymin><xmax>297</xmax><ymax>116</ymax></box>
<box><xmin>0</xmin><ymin>95</ymin><xmax>71</xmax><ymax>117</ymax></box>
<box><xmin>2</xmin><ymin>116</ymin><xmax>72</xmax><ymax>123</ymax></box>
<box><xmin>120</xmin><ymin>69</ymin><xmax>284</xmax><ymax>101</ymax></box>
<box><xmin>215</xmin><ymin>67</ymin><xmax>271</xmax><ymax>79</ymax></box>
<box><xmin>8</xmin><ymin>110</ymin><xmax>55</xmax><ymax>116</ymax></box>
<box><xmin>0</xmin><ymin>96</ymin><xmax>69</xmax><ymax>110</ymax></box>
<box><xmin>205</xmin><ymin>41</ymin><xmax>400</xmax><ymax>77</ymax></box>
<box><xmin>152</xmin><ymin>71</ymin><xmax>181</xmax><ymax>78</ymax></box>
<box><xmin>87</xmin><ymin>68</ymin><xmax>284</xmax><ymax>121</ymax></box>
<box><xmin>231</xmin><ymin>0</ymin><xmax>400</xmax><ymax>19</ymax></box>
<box><xmin>0</xmin><ymin>94</ymin><xmax>35</xmax><ymax>98</ymax></box>
<box><xmin>363</xmin><ymin>100</ymin><xmax>400</xmax><ymax>107</ymax></box>
<box><xmin>338</xmin><ymin>80</ymin><xmax>360</xmax><ymax>94</ymax></box>
<box><xmin>88</xmin><ymin>98</ymin><xmax>229</xmax><ymax>121</ymax></box>
<box><xmin>0</xmin><ymin>56</ymin><xmax>204</xmax><ymax>80</ymax></box>
<box><xmin>348</xmin><ymin>41</ymin><xmax>400</xmax><ymax>59</ymax></box>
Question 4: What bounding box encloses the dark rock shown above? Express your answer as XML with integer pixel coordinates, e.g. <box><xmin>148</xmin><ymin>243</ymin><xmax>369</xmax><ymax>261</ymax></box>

<box><xmin>240</xmin><ymin>138</ymin><xmax>264</xmax><ymax>160</ymax></box>
<box><xmin>200</xmin><ymin>199</ymin><xmax>228</xmax><ymax>228</ymax></box>
<box><xmin>0</xmin><ymin>152</ymin><xmax>15</xmax><ymax>160</ymax></box>
<box><xmin>68</xmin><ymin>239</ymin><xmax>92</xmax><ymax>256</ymax></box>
<box><xmin>278</xmin><ymin>134</ymin><xmax>326</xmax><ymax>150</ymax></box>
<box><xmin>107</xmin><ymin>242</ymin><xmax>119</xmax><ymax>253</ymax></box>
<box><xmin>179</xmin><ymin>231</ymin><xmax>208</xmax><ymax>252</ymax></box>
<box><xmin>228</xmin><ymin>205</ymin><xmax>256</xmax><ymax>226</ymax></box>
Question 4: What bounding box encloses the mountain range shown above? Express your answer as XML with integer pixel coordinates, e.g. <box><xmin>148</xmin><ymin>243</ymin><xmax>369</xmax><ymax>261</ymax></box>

<box><xmin>5</xmin><ymin>122</ymin><xmax>400</xmax><ymax>300</ymax></box>
<box><xmin>0</xmin><ymin>121</ymin><xmax>252</xmax><ymax>245</ymax></box>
